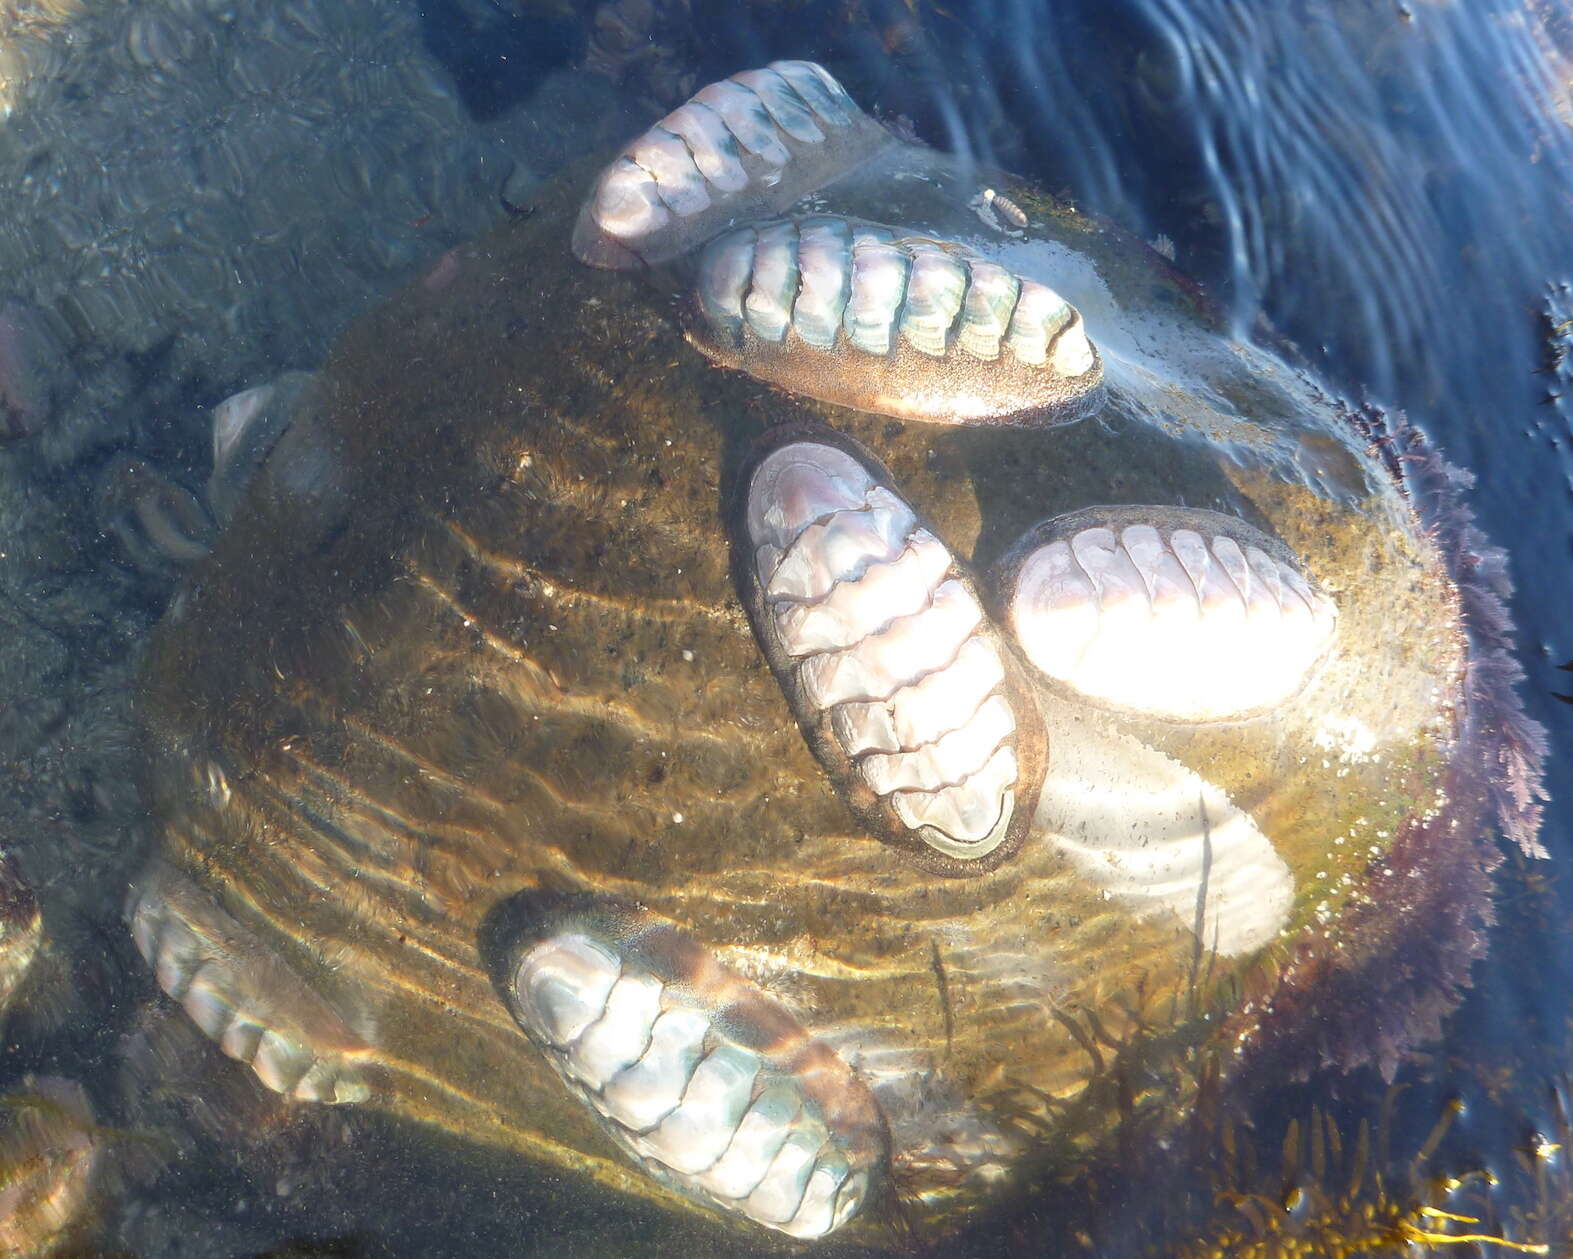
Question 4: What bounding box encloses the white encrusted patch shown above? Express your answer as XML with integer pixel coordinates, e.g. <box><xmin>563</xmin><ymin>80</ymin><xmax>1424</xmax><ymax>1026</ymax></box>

<box><xmin>1032</xmin><ymin>708</ymin><xmax>1294</xmax><ymax>957</ymax></box>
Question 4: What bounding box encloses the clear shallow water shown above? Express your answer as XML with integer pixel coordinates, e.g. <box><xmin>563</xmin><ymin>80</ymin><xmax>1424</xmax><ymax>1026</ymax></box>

<box><xmin>917</xmin><ymin>1</ymin><xmax>1573</xmax><ymax>1253</ymax></box>
<box><xmin>0</xmin><ymin>0</ymin><xmax>1568</xmax><ymax>1255</ymax></box>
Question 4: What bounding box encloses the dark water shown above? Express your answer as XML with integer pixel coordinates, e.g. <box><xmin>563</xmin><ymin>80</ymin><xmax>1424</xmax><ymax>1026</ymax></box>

<box><xmin>926</xmin><ymin>0</ymin><xmax>1573</xmax><ymax>1252</ymax></box>
<box><xmin>928</xmin><ymin>0</ymin><xmax>1573</xmax><ymax>1253</ymax></box>
<box><xmin>0</xmin><ymin>0</ymin><xmax>1570</xmax><ymax>1255</ymax></box>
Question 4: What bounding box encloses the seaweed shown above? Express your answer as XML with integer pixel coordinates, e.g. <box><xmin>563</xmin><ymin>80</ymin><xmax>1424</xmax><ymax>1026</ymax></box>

<box><xmin>1221</xmin><ymin>400</ymin><xmax>1550</xmax><ymax>1086</ymax></box>
<box><xmin>1163</xmin><ymin>1089</ymin><xmax>1549</xmax><ymax>1257</ymax></box>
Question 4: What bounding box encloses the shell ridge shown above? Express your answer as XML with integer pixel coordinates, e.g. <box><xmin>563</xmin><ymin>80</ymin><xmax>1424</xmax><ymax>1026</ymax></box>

<box><xmin>790</xmin><ymin>560</ymin><xmax>948</xmax><ymax>664</ymax></box>
<box><xmin>895</xmin><ymin>771</ymin><xmax>1011</xmax><ymax>830</ymax></box>
<box><xmin>857</xmin><ymin>701</ymin><xmax>1017</xmax><ymax>795</ymax></box>
<box><xmin>1118</xmin><ymin>526</ymin><xmax>1197</xmax><ymax>606</ymax></box>
<box><xmin>999</xmin><ymin>505</ymin><xmax>1339</xmax><ymax>721</ymax></box>
<box><xmin>759</xmin><ymin>500</ymin><xmax>913</xmax><ymax>600</ymax></box>
<box><xmin>800</xmin><ymin>589</ymin><xmax>982</xmax><ymax>707</ymax></box>
<box><xmin>731</xmin><ymin>67</ymin><xmax>826</xmax><ymax>144</ymax></box>
<box><xmin>846</xmin><ymin>672</ymin><xmax>1007</xmax><ymax>761</ymax></box>
<box><xmin>764</xmin><ymin>524</ymin><xmax>936</xmax><ymax>608</ymax></box>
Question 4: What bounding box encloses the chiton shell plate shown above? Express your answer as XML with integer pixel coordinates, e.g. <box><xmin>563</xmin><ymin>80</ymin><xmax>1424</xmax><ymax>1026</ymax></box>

<box><xmin>686</xmin><ymin>216</ymin><xmax>1103</xmax><ymax>426</ymax></box>
<box><xmin>732</xmin><ymin>426</ymin><xmax>1047</xmax><ymax>873</ymax></box>
<box><xmin>995</xmin><ymin>504</ymin><xmax>1339</xmax><ymax>722</ymax></box>
<box><xmin>498</xmin><ymin>893</ymin><xmax>888</xmax><ymax>1240</ymax></box>
<box><xmin>128</xmin><ymin>863</ymin><xmax>373</xmax><ymax>1104</ymax></box>
<box><xmin>572</xmin><ymin>61</ymin><xmax>894</xmax><ymax>271</ymax></box>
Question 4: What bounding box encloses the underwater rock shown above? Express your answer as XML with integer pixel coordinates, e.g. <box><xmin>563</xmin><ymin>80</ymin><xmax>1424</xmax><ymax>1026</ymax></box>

<box><xmin>123</xmin><ymin>58</ymin><xmax>1539</xmax><ymax>1248</ymax></box>
<box><xmin>121</xmin><ymin>7</ymin><xmax>201</xmax><ymax>78</ymax></box>
<box><xmin>0</xmin><ymin>301</ymin><xmax>69</xmax><ymax>444</ymax></box>
<box><xmin>583</xmin><ymin>0</ymin><xmax>698</xmax><ymax>112</ymax></box>
<box><xmin>500</xmin><ymin>160</ymin><xmax>540</xmax><ymax>216</ymax></box>
<box><xmin>0</xmin><ymin>0</ymin><xmax>611</xmax><ymax>473</ymax></box>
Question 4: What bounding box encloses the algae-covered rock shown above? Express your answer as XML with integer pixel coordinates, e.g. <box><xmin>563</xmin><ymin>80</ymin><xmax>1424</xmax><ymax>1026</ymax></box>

<box><xmin>124</xmin><ymin>61</ymin><xmax>1535</xmax><ymax>1249</ymax></box>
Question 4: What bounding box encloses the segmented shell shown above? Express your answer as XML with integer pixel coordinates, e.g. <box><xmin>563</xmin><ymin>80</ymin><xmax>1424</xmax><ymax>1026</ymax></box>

<box><xmin>1033</xmin><ymin>710</ymin><xmax>1294</xmax><ymax>957</ymax></box>
<box><xmin>572</xmin><ymin>62</ymin><xmax>893</xmax><ymax>270</ymax></box>
<box><xmin>686</xmin><ymin>217</ymin><xmax>1102</xmax><ymax>427</ymax></box>
<box><xmin>736</xmin><ymin>430</ymin><xmax>1046</xmax><ymax>872</ymax></box>
<box><xmin>997</xmin><ymin>506</ymin><xmax>1338</xmax><ymax>722</ymax></box>
<box><xmin>501</xmin><ymin>895</ymin><xmax>886</xmax><ymax>1240</ymax></box>
<box><xmin>128</xmin><ymin>864</ymin><xmax>373</xmax><ymax>1104</ymax></box>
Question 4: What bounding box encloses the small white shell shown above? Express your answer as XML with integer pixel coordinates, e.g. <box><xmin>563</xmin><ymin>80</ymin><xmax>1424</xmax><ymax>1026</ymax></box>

<box><xmin>208</xmin><ymin>370</ymin><xmax>316</xmax><ymax>525</ymax></box>
<box><xmin>1001</xmin><ymin>507</ymin><xmax>1338</xmax><ymax>722</ymax></box>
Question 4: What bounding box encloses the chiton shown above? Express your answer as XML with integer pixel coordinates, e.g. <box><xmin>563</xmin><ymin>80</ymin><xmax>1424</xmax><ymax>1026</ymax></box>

<box><xmin>685</xmin><ymin>217</ymin><xmax>1102</xmax><ymax>426</ymax></box>
<box><xmin>497</xmin><ymin>893</ymin><xmax>887</xmax><ymax>1241</ymax></box>
<box><xmin>208</xmin><ymin>370</ymin><xmax>316</xmax><ymax>527</ymax></box>
<box><xmin>128</xmin><ymin>864</ymin><xmax>373</xmax><ymax>1104</ymax></box>
<box><xmin>572</xmin><ymin>60</ymin><xmax>893</xmax><ymax>271</ymax></box>
<box><xmin>732</xmin><ymin>426</ymin><xmax>1047</xmax><ymax>873</ymax></box>
<box><xmin>995</xmin><ymin>505</ymin><xmax>1338</xmax><ymax>722</ymax></box>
